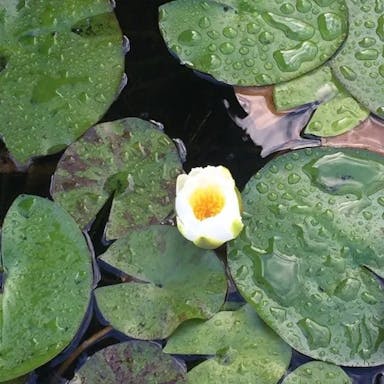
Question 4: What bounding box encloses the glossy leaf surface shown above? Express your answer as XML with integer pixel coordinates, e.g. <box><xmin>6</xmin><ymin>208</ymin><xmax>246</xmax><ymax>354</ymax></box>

<box><xmin>274</xmin><ymin>66</ymin><xmax>368</xmax><ymax>137</ymax></box>
<box><xmin>159</xmin><ymin>0</ymin><xmax>347</xmax><ymax>86</ymax></box>
<box><xmin>0</xmin><ymin>0</ymin><xmax>124</xmax><ymax>163</ymax></box>
<box><xmin>282</xmin><ymin>361</ymin><xmax>351</xmax><ymax>383</ymax></box>
<box><xmin>165</xmin><ymin>305</ymin><xmax>291</xmax><ymax>383</ymax></box>
<box><xmin>331</xmin><ymin>0</ymin><xmax>384</xmax><ymax>117</ymax></box>
<box><xmin>228</xmin><ymin>148</ymin><xmax>384</xmax><ymax>366</ymax></box>
<box><xmin>0</xmin><ymin>195</ymin><xmax>93</xmax><ymax>381</ymax></box>
<box><xmin>71</xmin><ymin>341</ymin><xmax>186</xmax><ymax>384</ymax></box>
<box><xmin>51</xmin><ymin>118</ymin><xmax>183</xmax><ymax>239</ymax></box>
<box><xmin>95</xmin><ymin>225</ymin><xmax>226</xmax><ymax>339</ymax></box>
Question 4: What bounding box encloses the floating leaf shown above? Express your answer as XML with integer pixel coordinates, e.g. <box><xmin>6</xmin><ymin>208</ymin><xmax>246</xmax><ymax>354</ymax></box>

<box><xmin>274</xmin><ymin>66</ymin><xmax>369</xmax><ymax>137</ymax></box>
<box><xmin>282</xmin><ymin>361</ymin><xmax>351</xmax><ymax>383</ymax></box>
<box><xmin>0</xmin><ymin>0</ymin><xmax>124</xmax><ymax>164</ymax></box>
<box><xmin>228</xmin><ymin>148</ymin><xmax>384</xmax><ymax>366</ymax></box>
<box><xmin>330</xmin><ymin>0</ymin><xmax>384</xmax><ymax>117</ymax></box>
<box><xmin>274</xmin><ymin>66</ymin><xmax>337</xmax><ymax>111</ymax></box>
<box><xmin>165</xmin><ymin>305</ymin><xmax>291</xmax><ymax>383</ymax></box>
<box><xmin>159</xmin><ymin>0</ymin><xmax>348</xmax><ymax>86</ymax></box>
<box><xmin>95</xmin><ymin>225</ymin><xmax>226</xmax><ymax>339</ymax></box>
<box><xmin>51</xmin><ymin>118</ymin><xmax>183</xmax><ymax>240</ymax></box>
<box><xmin>0</xmin><ymin>195</ymin><xmax>93</xmax><ymax>381</ymax></box>
<box><xmin>70</xmin><ymin>341</ymin><xmax>186</xmax><ymax>384</ymax></box>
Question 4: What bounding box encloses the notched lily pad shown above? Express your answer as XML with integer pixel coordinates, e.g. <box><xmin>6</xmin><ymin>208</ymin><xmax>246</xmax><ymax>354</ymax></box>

<box><xmin>165</xmin><ymin>304</ymin><xmax>291</xmax><ymax>383</ymax></box>
<box><xmin>331</xmin><ymin>0</ymin><xmax>384</xmax><ymax>117</ymax></box>
<box><xmin>70</xmin><ymin>341</ymin><xmax>186</xmax><ymax>384</ymax></box>
<box><xmin>159</xmin><ymin>0</ymin><xmax>348</xmax><ymax>86</ymax></box>
<box><xmin>51</xmin><ymin>118</ymin><xmax>184</xmax><ymax>239</ymax></box>
<box><xmin>0</xmin><ymin>195</ymin><xmax>93</xmax><ymax>381</ymax></box>
<box><xmin>0</xmin><ymin>0</ymin><xmax>124</xmax><ymax>164</ymax></box>
<box><xmin>274</xmin><ymin>66</ymin><xmax>369</xmax><ymax>137</ymax></box>
<box><xmin>282</xmin><ymin>361</ymin><xmax>351</xmax><ymax>384</ymax></box>
<box><xmin>95</xmin><ymin>225</ymin><xmax>226</xmax><ymax>339</ymax></box>
<box><xmin>228</xmin><ymin>148</ymin><xmax>384</xmax><ymax>366</ymax></box>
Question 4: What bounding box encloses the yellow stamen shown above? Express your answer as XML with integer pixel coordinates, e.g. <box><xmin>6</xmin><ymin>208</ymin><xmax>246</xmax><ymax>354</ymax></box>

<box><xmin>189</xmin><ymin>186</ymin><xmax>225</xmax><ymax>220</ymax></box>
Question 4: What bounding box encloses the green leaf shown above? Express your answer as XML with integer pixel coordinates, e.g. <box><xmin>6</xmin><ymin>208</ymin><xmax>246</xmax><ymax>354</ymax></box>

<box><xmin>165</xmin><ymin>305</ymin><xmax>291</xmax><ymax>384</ymax></box>
<box><xmin>274</xmin><ymin>66</ymin><xmax>337</xmax><ymax>111</ymax></box>
<box><xmin>228</xmin><ymin>147</ymin><xmax>384</xmax><ymax>366</ymax></box>
<box><xmin>305</xmin><ymin>89</ymin><xmax>368</xmax><ymax>137</ymax></box>
<box><xmin>330</xmin><ymin>0</ymin><xmax>384</xmax><ymax>117</ymax></box>
<box><xmin>51</xmin><ymin>118</ymin><xmax>184</xmax><ymax>240</ymax></box>
<box><xmin>0</xmin><ymin>0</ymin><xmax>124</xmax><ymax>163</ymax></box>
<box><xmin>0</xmin><ymin>195</ymin><xmax>93</xmax><ymax>381</ymax></box>
<box><xmin>274</xmin><ymin>66</ymin><xmax>369</xmax><ymax>137</ymax></box>
<box><xmin>95</xmin><ymin>225</ymin><xmax>226</xmax><ymax>339</ymax></box>
<box><xmin>159</xmin><ymin>0</ymin><xmax>348</xmax><ymax>86</ymax></box>
<box><xmin>282</xmin><ymin>361</ymin><xmax>351</xmax><ymax>383</ymax></box>
<box><xmin>70</xmin><ymin>341</ymin><xmax>187</xmax><ymax>384</ymax></box>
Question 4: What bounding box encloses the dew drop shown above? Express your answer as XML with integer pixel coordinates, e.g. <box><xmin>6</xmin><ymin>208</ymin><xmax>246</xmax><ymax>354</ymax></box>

<box><xmin>199</xmin><ymin>16</ymin><xmax>211</xmax><ymax>29</ymax></box>
<box><xmin>339</xmin><ymin>65</ymin><xmax>357</xmax><ymax>81</ymax></box>
<box><xmin>223</xmin><ymin>26</ymin><xmax>238</xmax><ymax>39</ymax></box>
<box><xmin>219</xmin><ymin>42</ymin><xmax>235</xmax><ymax>54</ymax></box>
<box><xmin>288</xmin><ymin>173</ymin><xmax>301</xmax><ymax>184</ymax></box>
<box><xmin>178</xmin><ymin>30</ymin><xmax>202</xmax><ymax>46</ymax></box>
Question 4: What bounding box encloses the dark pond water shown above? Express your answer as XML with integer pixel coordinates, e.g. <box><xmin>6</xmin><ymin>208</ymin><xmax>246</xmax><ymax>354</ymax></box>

<box><xmin>3</xmin><ymin>0</ymin><xmax>384</xmax><ymax>383</ymax></box>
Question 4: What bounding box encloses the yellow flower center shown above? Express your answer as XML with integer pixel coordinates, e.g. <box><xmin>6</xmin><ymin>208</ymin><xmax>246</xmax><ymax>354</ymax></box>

<box><xmin>189</xmin><ymin>186</ymin><xmax>225</xmax><ymax>220</ymax></box>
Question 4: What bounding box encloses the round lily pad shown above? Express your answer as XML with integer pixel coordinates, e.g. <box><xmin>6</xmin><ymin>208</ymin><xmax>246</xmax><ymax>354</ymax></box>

<box><xmin>95</xmin><ymin>225</ymin><xmax>227</xmax><ymax>339</ymax></box>
<box><xmin>0</xmin><ymin>0</ymin><xmax>124</xmax><ymax>164</ymax></box>
<box><xmin>70</xmin><ymin>341</ymin><xmax>186</xmax><ymax>384</ymax></box>
<box><xmin>282</xmin><ymin>361</ymin><xmax>351</xmax><ymax>384</ymax></box>
<box><xmin>51</xmin><ymin>118</ymin><xmax>184</xmax><ymax>240</ymax></box>
<box><xmin>330</xmin><ymin>0</ymin><xmax>384</xmax><ymax>117</ymax></box>
<box><xmin>228</xmin><ymin>147</ymin><xmax>384</xmax><ymax>366</ymax></box>
<box><xmin>0</xmin><ymin>195</ymin><xmax>93</xmax><ymax>381</ymax></box>
<box><xmin>159</xmin><ymin>0</ymin><xmax>348</xmax><ymax>86</ymax></box>
<box><xmin>164</xmin><ymin>304</ymin><xmax>291</xmax><ymax>383</ymax></box>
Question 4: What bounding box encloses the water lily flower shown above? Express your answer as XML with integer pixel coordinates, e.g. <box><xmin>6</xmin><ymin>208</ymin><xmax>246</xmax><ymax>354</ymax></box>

<box><xmin>175</xmin><ymin>165</ymin><xmax>243</xmax><ymax>249</ymax></box>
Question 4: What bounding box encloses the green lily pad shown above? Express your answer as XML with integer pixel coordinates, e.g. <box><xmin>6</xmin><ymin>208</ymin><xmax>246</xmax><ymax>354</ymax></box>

<box><xmin>51</xmin><ymin>118</ymin><xmax>183</xmax><ymax>240</ymax></box>
<box><xmin>95</xmin><ymin>225</ymin><xmax>226</xmax><ymax>339</ymax></box>
<box><xmin>165</xmin><ymin>305</ymin><xmax>291</xmax><ymax>383</ymax></box>
<box><xmin>0</xmin><ymin>0</ymin><xmax>124</xmax><ymax>164</ymax></box>
<box><xmin>228</xmin><ymin>147</ymin><xmax>384</xmax><ymax>366</ymax></box>
<box><xmin>274</xmin><ymin>66</ymin><xmax>369</xmax><ymax>137</ymax></box>
<box><xmin>0</xmin><ymin>195</ymin><xmax>93</xmax><ymax>381</ymax></box>
<box><xmin>282</xmin><ymin>361</ymin><xmax>351</xmax><ymax>384</ymax></box>
<box><xmin>330</xmin><ymin>0</ymin><xmax>384</xmax><ymax>117</ymax></box>
<box><xmin>159</xmin><ymin>0</ymin><xmax>348</xmax><ymax>86</ymax></box>
<box><xmin>70</xmin><ymin>341</ymin><xmax>186</xmax><ymax>384</ymax></box>
<box><xmin>274</xmin><ymin>66</ymin><xmax>337</xmax><ymax>111</ymax></box>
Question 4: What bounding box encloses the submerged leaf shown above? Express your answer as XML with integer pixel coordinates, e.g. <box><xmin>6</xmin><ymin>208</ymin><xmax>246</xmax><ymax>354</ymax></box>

<box><xmin>165</xmin><ymin>305</ymin><xmax>291</xmax><ymax>383</ymax></box>
<box><xmin>95</xmin><ymin>225</ymin><xmax>226</xmax><ymax>339</ymax></box>
<box><xmin>159</xmin><ymin>0</ymin><xmax>347</xmax><ymax>86</ymax></box>
<box><xmin>51</xmin><ymin>118</ymin><xmax>184</xmax><ymax>239</ymax></box>
<box><xmin>0</xmin><ymin>0</ymin><xmax>124</xmax><ymax>163</ymax></box>
<box><xmin>70</xmin><ymin>341</ymin><xmax>186</xmax><ymax>384</ymax></box>
<box><xmin>228</xmin><ymin>148</ymin><xmax>384</xmax><ymax>366</ymax></box>
<box><xmin>0</xmin><ymin>195</ymin><xmax>93</xmax><ymax>381</ymax></box>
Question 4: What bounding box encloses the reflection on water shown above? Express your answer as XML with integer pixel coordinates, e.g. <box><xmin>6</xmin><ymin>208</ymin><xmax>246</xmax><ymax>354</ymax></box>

<box><xmin>324</xmin><ymin>116</ymin><xmax>384</xmax><ymax>155</ymax></box>
<box><xmin>226</xmin><ymin>86</ymin><xmax>321</xmax><ymax>157</ymax></box>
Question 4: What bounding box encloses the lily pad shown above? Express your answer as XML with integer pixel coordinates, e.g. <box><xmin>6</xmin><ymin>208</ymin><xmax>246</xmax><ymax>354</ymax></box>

<box><xmin>330</xmin><ymin>0</ymin><xmax>384</xmax><ymax>117</ymax></box>
<box><xmin>274</xmin><ymin>66</ymin><xmax>337</xmax><ymax>111</ymax></box>
<box><xmin>228</xmin><ymin>147</ymin><xmax>384</xmax><ymax>366</ymax></box>
<box><xmin>51</xmin><ymin>118</ymin><xmax>183</xmax><ymax>240</ymax></box>
<box><xmin>70</xmin><ymin>341</ymin><xmax>186</xmax><ymax>384</ymax></box>
<box><xmin>95</xmin><ymin>225</ymin><xmax>226</xmax><ymax>339</ymax></box>
<box><xmin>165</xmin><ymin>304</ymin><xmax>291</xmax><ymax>383</ymax></box>
<box><xmin>274</xmin><ymin>66</ymin><xmax>369</xmax><ymax>137</ymax></box>
<box><xmin>0</xmin><ymin>0</ymin><xmax>124</xmax><ymax>164</ymax></box>
<box><xmin>0</xmin><ymin>195</ymin><xmax>93</xmax><ymax>381</ymax></box>
<box><xmin>282</xmin><ymin>361</ymin><xmax>351</xmax><ymax>384</ymax></box>
<box><xmin>159</xmin><ymin>0</ymin><xmax>348</xmax><ymax>86</ymax></box>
